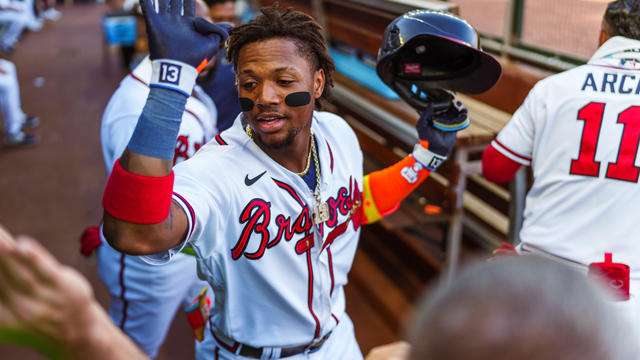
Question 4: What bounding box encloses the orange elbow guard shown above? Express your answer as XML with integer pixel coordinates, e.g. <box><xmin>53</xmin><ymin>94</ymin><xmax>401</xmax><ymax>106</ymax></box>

<box><xmin>363</xmin><ymin>154</ymin><xmax>432</xmax><ymax>224</ymax></box>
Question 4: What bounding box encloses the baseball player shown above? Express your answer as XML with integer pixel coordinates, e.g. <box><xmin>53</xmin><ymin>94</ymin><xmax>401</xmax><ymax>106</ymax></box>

<box><xmin>83</xmin><ymin>3</ymin><xmax>227</xmax><ymax>357</ymax></box>
<box><xmin>89</xmin><ymin>2</ymin><xmax>221</xmax><ymax>357</ymax></box>
<box><xmin>205</xmin><ymin>0</ymin><xmax>236</xmax><ymax>24</ymax></box>
<box><xmin>95</xmin><ymin>52</ymin><xmax>216</xmax><ymax>358</ymax></box>
<box><xmin>0</xmin><ymin>0</ymin><xmax>43</xmax><ymax>55</ymax></box>
<box><xmin>483</xmin><ymin>0</ymin><xmax>640</xmax><ymax>326</ymax></box>
<box><xmin>200</xmin><ymin>0</ymin><xmax>241</xmax><ymax>132</ymax></box>
<box><xmin>101</xmin><ymin>3</ymin><xmax>475</xmax><ymax>359</ymax></box>
<box><xmin>0</xmin><ymin>59</ymin><xmax>38</xmax><ymax>146</ymax></box>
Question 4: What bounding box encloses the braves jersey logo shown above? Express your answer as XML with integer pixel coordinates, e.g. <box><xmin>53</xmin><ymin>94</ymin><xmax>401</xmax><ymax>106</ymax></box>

<box><xmin>174</xmin><ymin>135</ymin><xmax>206</xmax><ymax>165</ymax></box>
<box><xmin>231</xmin><ymin>178</ymin><xmax>362</xmax><ymax>260</ymax></box>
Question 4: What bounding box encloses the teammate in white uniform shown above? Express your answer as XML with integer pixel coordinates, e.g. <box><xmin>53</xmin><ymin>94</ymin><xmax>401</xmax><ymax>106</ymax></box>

<box><xmin>101</xmin><ymin>3</ymin><xmax>467</xmax><ymax>359</ymax></box>
<box><xmin>0</xmin><ymin>59</ymin><xmax>38</xmax><ymax>146</ymax></box>
<box><xmin>98</xmin><ymin>54</ymin><xmax>217</xmax><ymax>358</ymax></box>
<box><xmin>483</xmin><ymin>0</ymin><xmax>640</xmax><ymax>327</ymax></box>
<box><xmin>0</xmin><ymin>0</ymin><xmax>42</xmax><ymax>54</ymax></box>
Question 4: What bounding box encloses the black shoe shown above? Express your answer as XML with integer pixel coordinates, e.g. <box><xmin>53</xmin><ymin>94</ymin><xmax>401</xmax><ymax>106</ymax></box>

<box><xmin>4</xmin><ymin>132</ymin><xmax>38</xmax><ymax>147</ymax></box>
<box><xmin>22</xmin><ymin>115</ymin><xmax>40</xmax><ymax>129</ymax></box>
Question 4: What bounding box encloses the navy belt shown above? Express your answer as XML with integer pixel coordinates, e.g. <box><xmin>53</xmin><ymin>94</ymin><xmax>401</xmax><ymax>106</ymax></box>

<box><xmin>213</xmin><ymin>331</ymin><xmax>332</xmax><ymax>359</ymax></box>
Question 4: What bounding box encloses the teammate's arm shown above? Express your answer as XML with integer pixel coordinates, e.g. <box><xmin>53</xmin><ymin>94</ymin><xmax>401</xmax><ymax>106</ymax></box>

<box><xmin>102</xmin><ymin>0</ymin><xmax>227</xmax><ymax>255</ymax></box>
<box><xmin>481</xmin><ymin>144</ymin><xmax>522</xmax><ymax>183</ymax></box>
<box><xmin>0</xmin><ymin>226</ymin><xmax>149</xmax><ymax>360</ymax></box>
<box><xmin>481</xmin><ymin>83</ymin><xmax>537</xmax><ymax>184</ymax></box>
<box><xmin>102</xmin><ymin>150</ymin><xmax>189</xmax><ymax>255</ymax></box>
<box><xmin>360</xmin><ymin>101</ymin><xmax>466</xmax><ymax>224</ymax></box>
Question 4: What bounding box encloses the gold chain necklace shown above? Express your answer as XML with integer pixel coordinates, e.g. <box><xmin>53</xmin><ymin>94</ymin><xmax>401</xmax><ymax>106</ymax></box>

<box><xmin>309</xmin><ymin>133</ymin><xmax>328</xmax><ymax>224</ymax></box>
<box><xmin>245</xmin><ymin>124</ymin><xmax>329</xmax><ymax>224</ymax></box>
<box><xmin>296</xmin><ymin>136</ymin><xmax>313</xmax><ymax>177</ymax></box>
<box><xmin>245</xmin><ymin>124</ymin><xmax>313</xmax><ymax>177</ymax></box>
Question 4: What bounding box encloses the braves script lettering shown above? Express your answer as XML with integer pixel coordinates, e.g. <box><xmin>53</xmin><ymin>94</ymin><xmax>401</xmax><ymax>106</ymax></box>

<box><xmin>174</xmin><ymin>135</ymin><xmax>206</xmax><ymax>165</ymax></box>
<box><xmin>231</xmin><ymin>178</ymin><xmax>363</xmax><ymax>260</ymax></box>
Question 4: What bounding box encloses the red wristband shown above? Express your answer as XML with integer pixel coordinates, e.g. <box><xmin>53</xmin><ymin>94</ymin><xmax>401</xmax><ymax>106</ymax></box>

<box><xmin>102</xmin><ymin>159</ymin><xmax>174</xmax><ymax>224</ymax></box>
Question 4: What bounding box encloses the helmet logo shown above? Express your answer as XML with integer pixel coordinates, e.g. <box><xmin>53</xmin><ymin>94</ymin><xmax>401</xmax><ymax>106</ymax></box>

<box><xmin>403</xmin><ymin>63</ymin><xmax>421</xmax><ymax>74</ymax></box>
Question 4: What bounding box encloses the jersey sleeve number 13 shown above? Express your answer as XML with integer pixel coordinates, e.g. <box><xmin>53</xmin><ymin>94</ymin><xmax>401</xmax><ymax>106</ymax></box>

<box><xmin>570</xmin><ymin>102</ymin><xmax>640</xmax><ymax>183</ymax></box>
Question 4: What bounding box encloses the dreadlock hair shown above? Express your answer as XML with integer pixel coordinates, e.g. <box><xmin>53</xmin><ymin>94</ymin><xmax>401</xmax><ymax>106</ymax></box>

<box><xmin>226</xmin><ymin>4</ymin><xmax>335</xmax><ymax>109</ymax></box>
<box><xmin>603</xmin><ymin>0</ymin><xmax>640</xmax><ymax>40</ymax></box>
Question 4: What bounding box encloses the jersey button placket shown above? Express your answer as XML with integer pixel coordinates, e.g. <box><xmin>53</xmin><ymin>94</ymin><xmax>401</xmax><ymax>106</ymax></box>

<box><xmin>303</xmin><ymin>204</ymin><xmax>327</xmax><ymax>341</ymax></box>
<box><xmin>316</xmin><ymin>207</ymin><xmax>334</xmax><ymax>339</ymax></box>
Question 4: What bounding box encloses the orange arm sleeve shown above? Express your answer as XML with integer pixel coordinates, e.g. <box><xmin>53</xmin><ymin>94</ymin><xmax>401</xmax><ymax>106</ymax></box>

<box><xmin>361</xmin><ymin>154</ymin><xmax>431</xmax><ymax>224</ymax></box>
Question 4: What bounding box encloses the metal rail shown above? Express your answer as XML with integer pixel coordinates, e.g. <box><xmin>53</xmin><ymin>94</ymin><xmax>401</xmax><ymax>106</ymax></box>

<box><xmin>332</xmin><ymin>82</ymin><xmax>419</xmax><ymax>146</ymax></box>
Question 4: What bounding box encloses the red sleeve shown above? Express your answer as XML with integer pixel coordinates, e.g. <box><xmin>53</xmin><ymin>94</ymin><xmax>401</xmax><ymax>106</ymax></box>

<box><xmin>482</xmin><ymin>144</ymin><xmax>522</xmax><ymax>184</ymax></box>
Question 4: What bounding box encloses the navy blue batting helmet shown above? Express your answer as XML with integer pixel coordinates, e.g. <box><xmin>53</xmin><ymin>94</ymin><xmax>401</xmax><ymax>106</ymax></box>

<box><xmin>376</xmin><ymin>10</ymin><xmax>502</xmax><ymax>110</ymax></box>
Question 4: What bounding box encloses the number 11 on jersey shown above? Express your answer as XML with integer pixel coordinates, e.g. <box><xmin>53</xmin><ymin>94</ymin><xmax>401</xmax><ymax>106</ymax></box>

<box><xmin>570</xmin><ymin>102</ymin><xmax>640</xmax><ymax>182</ymax></box>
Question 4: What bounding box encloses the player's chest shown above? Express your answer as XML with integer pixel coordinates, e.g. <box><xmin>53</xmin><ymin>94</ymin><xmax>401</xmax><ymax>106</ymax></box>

<box><xmin>226</xmin><ymin>172</ymin><xmax>363</xmax><ymax>262</ymax></box>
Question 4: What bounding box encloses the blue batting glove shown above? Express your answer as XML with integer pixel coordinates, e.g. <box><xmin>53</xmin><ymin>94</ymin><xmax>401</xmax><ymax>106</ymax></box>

<box><xmin>139</xmin><ymin>0</ymin><xmax>228</xmax><ymax>96</ymax></box>
<box><xmin>139</xmin><ymin>0</ymin><xmax>228</xmax><ymax>67</ymax></box>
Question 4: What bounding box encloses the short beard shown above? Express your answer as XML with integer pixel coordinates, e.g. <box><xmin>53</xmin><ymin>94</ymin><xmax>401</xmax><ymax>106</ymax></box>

<box><xmin>254</xmin><ymin>126</ymin><xmax>300</xmax><ymax>150</ymax></box>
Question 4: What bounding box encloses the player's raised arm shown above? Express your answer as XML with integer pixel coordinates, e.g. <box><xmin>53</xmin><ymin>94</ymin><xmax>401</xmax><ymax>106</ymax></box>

<box><xmin>358</xmin><ymin>10</ymin><xmax>501</xmax><ymax>225</ymax></box>
<box><xmin>102</xmin><ymin>0</ymin><xmax>228</xmax><ymax>255</ymax></box>
<box><xmin>359</xmin><ymin>100</ymin><xmax>466</xmax><ymax>224</ymax></box>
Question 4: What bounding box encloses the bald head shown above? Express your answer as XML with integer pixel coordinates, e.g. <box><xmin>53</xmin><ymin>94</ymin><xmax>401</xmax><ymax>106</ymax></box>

<box><xmin>408</xmin><ymin>256</ymin><xmax>638</xmax><ymax>360</ymax></box>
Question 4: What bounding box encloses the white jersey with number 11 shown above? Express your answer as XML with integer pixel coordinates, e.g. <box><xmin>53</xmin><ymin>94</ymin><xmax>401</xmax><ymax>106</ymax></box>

<box><xmin>492</xmin><ymin>36</ymin><xmax>640</xmax><ymax>278</ymax></box>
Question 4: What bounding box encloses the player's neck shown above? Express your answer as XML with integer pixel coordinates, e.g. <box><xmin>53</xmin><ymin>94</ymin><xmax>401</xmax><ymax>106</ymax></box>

<box><xmin>260</xmin><ymin>129</ymin><xmax>312</xmax><ymax>174</ymax></box>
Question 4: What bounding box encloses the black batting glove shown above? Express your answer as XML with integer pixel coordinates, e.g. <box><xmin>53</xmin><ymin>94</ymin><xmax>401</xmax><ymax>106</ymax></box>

<box><xmin>416</xmin><ymin>100</ymin><xmax>468</xmax><ymax>157</ymax></box>
<box><xmin>412</xmin><ymin>100</ymin><xmax>467</xmax><ymax>170</ymax></box>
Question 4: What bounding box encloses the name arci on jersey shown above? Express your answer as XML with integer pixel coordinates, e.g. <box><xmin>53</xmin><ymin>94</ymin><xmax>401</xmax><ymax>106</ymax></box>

<box><xmin>581</xmin><ymin>71</ymin><xmax>640</xmax><ymax>94</ymax></box>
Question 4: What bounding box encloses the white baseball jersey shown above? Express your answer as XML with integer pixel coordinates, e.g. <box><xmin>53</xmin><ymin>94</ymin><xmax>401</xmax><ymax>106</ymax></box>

<box><xmin>144</xmin><ymin>111</ymin><xmax>365</xmax><ymax>359</ymax></box>
<box><xmin>0</xmin><ymin>59</ymin><xmax>26</xmax><ymax>136</ymax></box>
<box><xmin>0</xmin><ymin>5</ymin><xmax>25</xmax><ymax>52</ymax></box>
<box><xmin>101</xmin><ymin>56</ymin><xmax>216</xmax><ymax>170</ymax></box>
<box><xmin>99</xmin><ymin>56</ymin><xmax>217</xmax><ymax>358</ymax></box>
<box><xmin>492</xmin><ymin>36</ymin><xmax>640</xmax><ymax>280</ymax></box>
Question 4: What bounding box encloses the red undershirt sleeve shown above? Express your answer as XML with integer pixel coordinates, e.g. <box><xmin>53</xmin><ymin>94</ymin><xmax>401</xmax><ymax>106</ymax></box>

<box><xmin>482</xmin><ymin>143</ymin><xmax>522</xmax><ymax>184</ymax></box>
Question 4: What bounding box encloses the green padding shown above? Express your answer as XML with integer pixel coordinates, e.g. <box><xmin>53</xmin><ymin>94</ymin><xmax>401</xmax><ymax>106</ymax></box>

<box><xmin>0</xmin><ymin>330</ymin><xmax>64</xmax><ymax>360</ymax></box>
<box><xmin>181</xmin><ymin>247</ymin><xmax>196</xmax><ymax>256</ymax></box>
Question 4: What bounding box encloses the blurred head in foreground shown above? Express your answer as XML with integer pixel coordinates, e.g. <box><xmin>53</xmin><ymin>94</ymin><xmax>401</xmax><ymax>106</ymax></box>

<box><xmin>408</xmin><ymin>255</ymin><xmax>638</xmax><ymax>360</ymax></box>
